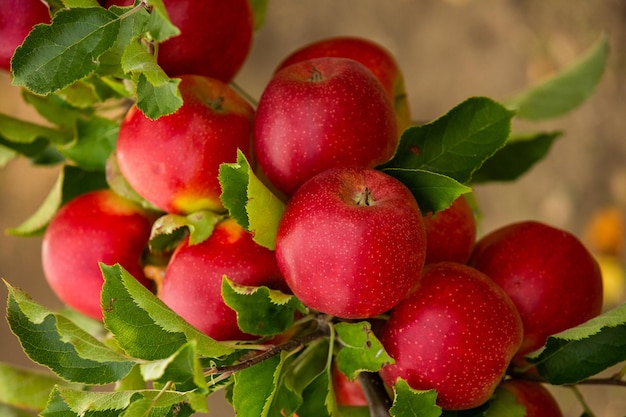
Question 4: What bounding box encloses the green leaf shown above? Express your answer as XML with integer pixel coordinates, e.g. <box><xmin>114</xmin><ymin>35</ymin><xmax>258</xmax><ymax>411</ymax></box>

<box><xmin>60</xmin><ymin>115</ymin><xmax>119</xmax><ymax>171</ymax></box>
<box><xmin>380</xmin><ymin>97</ymin><xmax>514</xmax><ymax>184</ymax></box>
<box><xmin>298</xmin><ymin>368</ymin><xmax>336</xmax><ymax>417</ymax></box>
<box><xmin>139</xmin><ymin>341</ymin><xmax>207</xmax><ymax>393</ymax></box>
<box><xmin>149</xmin><ymin>210</ymin><xmax>223</xmax><ymax>254</ymax></box>
<box><xmin>483</xmin><ymin>386</ymin><xmax>526</xmax><ymax>417</ymax></box>
<box><xmin>283</xmin><ymin>339</ymin><xmax>330</xmax><ymax>402</ymax></box>
<box><xmin>121</xmin><ymin>36</ymin><xmax>169</xmax><ymax>85</ymax></box>
<box><xmin>389</xmin><ymin>379</ymin><xmax>441</xmax><ymax>417</ymax></box>
<box><xmin>0</xmin><ymin>114</ymin><xmax>70</xmax><ymax>147</ymax></box>
<box><xmin>135</xmin><ymin>73</ymin><xmax>183</xmax><ymax>120</ymax></box>
<box><xmin>231</xmin><ymin>354</ymin><xmax>283</xmax><ymax>417</ymax></box>
<box><xmin>506</xmin><ymin>33</ymin><xmax>609</xmax><ymax>120</ymax></box>
<box><xmin>0</xmin><ymin>362</ymin><xmax>81</xmax><ymax>412</ymax></box>
<box><xmin>6</xmin><ymin>165</ymin><xmax>108</xmax><ymax>236</ymax></box>
<box><xmin>381</xmin><ymin>168</ymin><xmax>471</xmax><ymax>214</ymax></box>
<box><xmin>527</xmin><ymin>302</ymin><xmax>626</xmax><ymax>384</ymax></box>
<box><xmin>0</xmin><ymin>145</ymin><xmax>18</xmax><ymax>168</ymax></box>
<box><xmin>21</xmin><ymin>90</ymin><xmax>92</xmax><ymax>130</ymax></box>
<box><xmin>219</xmin><ymin>150</ymin><xmax>286</xmax><ymax>250</ymax></box>
<box><xmin>221</xmin><ymin>278</ymin><xmax>307</xmax><ymax>337</ymax></box>
<box><xmin>100</xmin><ymin>263</ymin><xmax>235</xmax><ymax>361</ymax></box>
<box><xmin>334</xmin><ymin>322</ymin><xmax>394</xmax><ymax>380</ymax></box>
<box><xmin>249</xmin><ymin>0</ymin><xmax>270</xmax><ymax>31</ymax></box>
<box><xmin>5</xmin><ymin>282</ymin><xmax>135</xmax><ymax>385</ymax></box>
<box><xmin>12</xmin><ymin>7</ymin><xmax>121</xmax><ymax>95</ymax></box>
<box><xmin>42</xmin><ymin>385</ymin><xmax>196</xmax><ymax>417</ymax></box>
<box><xmin>470</xmin><ymin>131</ymin><xmax>562</xmax><ymax>183</ymax></box>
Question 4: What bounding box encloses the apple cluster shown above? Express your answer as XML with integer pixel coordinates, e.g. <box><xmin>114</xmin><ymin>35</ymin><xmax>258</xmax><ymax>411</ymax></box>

<box><xmin>27</xmin><ymin>1</ymin><xmax>605</xmax><ymax>414</ymax></box>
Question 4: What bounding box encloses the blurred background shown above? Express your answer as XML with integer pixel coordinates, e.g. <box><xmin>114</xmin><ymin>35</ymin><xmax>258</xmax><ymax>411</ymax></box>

<box><xmin>1</xmin><ymin>0</ymin><xmax>625</xmax><ymax>415</ymax></box>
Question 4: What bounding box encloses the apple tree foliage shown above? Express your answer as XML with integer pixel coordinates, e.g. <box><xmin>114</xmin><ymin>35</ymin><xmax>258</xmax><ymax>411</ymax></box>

<box><xmin>0</xmin><ymin>1</ymin><xmax>624</xmax><ymax>416</ymax></box>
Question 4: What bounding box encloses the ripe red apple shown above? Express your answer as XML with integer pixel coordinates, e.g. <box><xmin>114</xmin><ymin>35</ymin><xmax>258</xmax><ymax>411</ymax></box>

<box><xmin>104</xmin><ymin>0</ymin><xmax>253</xmax><ymax>82</ymax></box>
<box><xmin>423</xmin><ymin>194</ymin><xmax>476</xmax><ymax>264</ymax></box>
<box><xmin>497</xmin><ymin>379</ymin><xmax>563</xmax><ymax>417</ymax></box>
<box><xmin>468</xmin><ymin>220</ymin><xmax>603</xmax><ymax>368</ymax></box>
<box><xmin>275</xmin><ymin>36</ymin><xmax>412</xmax><ymax>134</ymax></box>
<box><xmin>275</xmin><ymin>167</ymin><xmax>426</xmax><ymax>319</ymax></box>
<box><xmin>332</xmin><ymin>363</ymin><xmax>368</xmax><ymax>407</ymax></box>
<box><xmin>42</xmin><ymin>189</ymin><xmax>156</xmax><ymax>320</ymax></box>
<box><xmin>253</xmin><ymin>57</ymin><xmax>399</xmax><ymax>197</ymax></box>
<box><xmin>0</xmin><ymin>0</ymin><xmax>50</xmax><ymax>72</ymax></box>
<box><xmin>379</xmin><ymin>262</ymin><xmax>523</xmax><ymax>411</ymax></box>
<box><xmin>115</xmin><ymin>74</ymin><xmax>254</xmax><ymax>215</ymax></box>
<box><xmin>158</xmin><ymin>218</ymin><xmax>286</xmax><ymax>341</ymax></box>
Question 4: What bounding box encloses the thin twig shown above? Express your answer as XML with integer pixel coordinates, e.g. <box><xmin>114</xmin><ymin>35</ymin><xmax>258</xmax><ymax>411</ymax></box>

<box><xmin>204</xmin><ymin>317</ymin><xmax>331</xmax><ymax>376</ymax></box>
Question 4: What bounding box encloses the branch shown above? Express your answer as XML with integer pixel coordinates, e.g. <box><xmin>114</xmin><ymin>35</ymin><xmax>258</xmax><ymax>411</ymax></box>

<box><xmin>358</xmin><ymin>372</ymin><xmax>392</xmax><ymax>417</ymax></box>
<box><xmin>205</xmin><ymin>317</ymin><xmax>331</xmax><ymax>376</ymax></box>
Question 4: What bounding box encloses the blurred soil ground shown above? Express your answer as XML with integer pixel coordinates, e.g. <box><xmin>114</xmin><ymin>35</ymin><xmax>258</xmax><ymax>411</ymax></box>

<box><xmin>1</xmin><ymin>1</ymin><xmax>625</xmax><ymax>415</ymax></box>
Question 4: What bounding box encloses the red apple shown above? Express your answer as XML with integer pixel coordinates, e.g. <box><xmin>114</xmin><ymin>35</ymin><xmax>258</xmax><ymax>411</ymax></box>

<box><xmin>275</xmin><ymin>36</ymin><xmax>412</xmax><ymax>134</ymax></box>
<box><xmin>104</xmin><ymin>0</ymin><xmax>253</xmax><ymax>82</ymax></box>
<box><xmin>115</xmin><ymin>74</ymin><xmax>254</xmax><ymax>215</ymax></box>
<box><xmin>42</xmin><ymin>189</ymin><xmax>156</xmax><ymax>320</ymax></box>
<box><xmin>332</xmin><ymin>363</ymin><xmax>368</xmax><ymax>407</ymax></box>
<box><xmin>497</xmin><ymin>379</ymin><xmax>563</xmax><ymax>417</ymax></box>
<box><xmin>423</xmin><ymin>194</ymin><xmax>476</xmax><ymax>264</ymax></box>
<box><xmin>468</xmin><ymin>220</ymin><xmax>603</xmax><ymax>368</ymax></box>
<box><xmin>0</xmin><ymin>0</ymin><xmax>50</xmax><ymax>72</ymax></box>
<box><xmin>379</xmin><ymin>262</ymin><xmax>523</xmax><ymax>411</ymax></box>
<box><xmin>253</xmin><ymin>57</ymin><xmax>399</xmax><ymax>197</ymax></box>
<box><xmin>275</xmin><ymin>167</ymin><xmax>426</xmax><ymax>319</ymax></box>
<box><xmin>158</xmin><ymin>218</ymin><xmax>286</xmax><ymax>341</ymax></box>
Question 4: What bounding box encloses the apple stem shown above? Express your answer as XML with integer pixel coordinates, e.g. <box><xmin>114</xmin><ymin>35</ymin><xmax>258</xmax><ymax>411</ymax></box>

<box><xmin>569</xmin><ymin>385</ymin><xmax>597</xmax><ymax>417</ymax></box>
<box><xmin>230</xmin><ymin>81</ymin><xmax>259</xmax><ymax>108</ymax></box>
<box><xmin>358</xmin><ymin>372</ymin><xmax>393</xmax><ymax>417</ymax></box>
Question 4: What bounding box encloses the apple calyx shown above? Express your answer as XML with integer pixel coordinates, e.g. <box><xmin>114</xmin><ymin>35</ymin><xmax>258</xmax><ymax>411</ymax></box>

<box><xmin>354</xmin><ymin>187</ymin><xmax>375</xmax><ymax>207</ymax></box>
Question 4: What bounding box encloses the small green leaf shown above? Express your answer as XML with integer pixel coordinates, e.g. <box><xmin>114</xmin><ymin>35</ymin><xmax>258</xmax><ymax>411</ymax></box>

<box><xmin>471</xmin><ymin>131</ymin><xmax>562</xmax><ymax>183</ymax></box>
<box><xmin>381</xmin><ymin>168</ymin><xmax>471</xmax><ymax>214</ymax></box>
<box><xmin>12</xmin><ymin>7</ymin><xmax>121</xmax><ymax>94</ymax></box>
<box><xmin>143</xmin><ymin>0</ymin><xmax>180</xmax><ymax>42</ymax></box>
<box><xmin>135</xmin><ymin>73</ymin><xmax>183</xmax><ymax>119</ymax></box>
<box><xmin>7</xmin><ymin>165</ymin><xmax>108</xmax><ymax>236</ymax></box>
<box><xmin>121</xmin><ymin>37</ymin><xmax>169</xmax><ymax>85</ymax></box>
<box><xmin>5</xmin><ymin>282</ymin><xmax>135</xmax><ymax>385</ymax></box>
<box><xmin>149</xmin><ymin>210</ymin><xmax>223</xmax><ymax>254</ymax></box>
<box><xmin>249</xmin><ymin>0</ymin><xmax>270</xmax><ymax>31</ymax></box>
<box><xmin>60</xmin><ymin>115</ymin><xmax>119</xmax><ymax>171</ymax></box>
<box><xmin>389</xmin><ymin>379</ymin><xmax>441</xmax><ymax>417</ymax></box>
<box><xmin>484</xmin><ymin>386</ymin><xmax>526</xmax><ymax>417</ymax></box>
<box><xmin>527</xmin><ymin>302</ymin><xmax>626</xmax><ymax>384</ymax></box>
<box><xmin>0</xmin><ymin>362</ymin><xmax>81</xmax><ymax>412</ymax></box>
<box><xmin>222</xmin><ymin>278</ymin><xmax>307</xmax><ymax>337</ymax></box>
<box><xmin>334</xmin><ymin>322</ymin><xmax>394</xmax><ymax>380</ymax></box>
<box><xmin>219</xmin><ymin>150</ymin><xmax>286</xmax><ymax>250</ymax></box>
<box><xmin>139</xmin><ymin>341</ymin><xmax>207</xmax><ymax>393</ymax></box>
<box><xmin>100</xmin><ymin>264</ymin><xmax>235</xmax><ymax>361</ymax></box>
<box><xmin>380</xmin><ymin>97</ymin><xmax>514</xmax><ymax>184</ymax></box>
<box><xmin>506</xmin><ymin>33</ymin><xmax>609</xmax><ymax>120</ymax></box>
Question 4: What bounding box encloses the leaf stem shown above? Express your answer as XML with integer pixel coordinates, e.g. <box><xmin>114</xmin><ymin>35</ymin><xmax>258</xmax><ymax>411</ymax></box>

<box><xmin>204</xmin><ymin>315</ymin><xmax>331</xmax><ymax>377</ymax></box>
